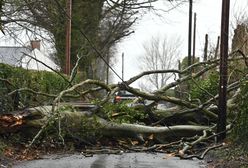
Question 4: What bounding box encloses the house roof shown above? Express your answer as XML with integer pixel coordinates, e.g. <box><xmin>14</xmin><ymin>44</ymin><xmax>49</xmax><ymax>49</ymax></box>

<box><xmin>22</xmin><ymin>48</ymin><xmax>59</xmax><ymax>71</ymax></box>
<box><xmin>0</xmin><ymin>46</ymin><xmax>31</xmax><ymax>66</ymax></box>
<box><xmin>0</xmin><ymin>46</ymin><xmax>59</xmax><ymax>71</ymax></box>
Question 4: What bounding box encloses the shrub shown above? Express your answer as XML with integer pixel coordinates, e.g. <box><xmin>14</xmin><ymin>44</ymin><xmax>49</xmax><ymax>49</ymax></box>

<box><xmin>190</xmin><ymin>71</ymin><xmax>219</xmax><ymax>103</ymax></box>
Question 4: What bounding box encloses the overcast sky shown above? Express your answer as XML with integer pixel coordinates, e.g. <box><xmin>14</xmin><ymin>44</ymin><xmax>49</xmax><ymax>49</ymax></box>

<box><xmin>113</xmin><ymin>0</ymin><xmax>248</xmax><ymax>86</ymax></box>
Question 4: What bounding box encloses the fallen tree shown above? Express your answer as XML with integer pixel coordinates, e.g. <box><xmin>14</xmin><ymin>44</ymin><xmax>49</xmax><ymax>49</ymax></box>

<box><xmin>0</xmin><ymin>104</ymin><xmax>232</xmax><ymax>159</ymax></box>
<box><xmin>0</xmin><ymin>106</ymin><xmax>209</xmax><ymax>139</ymax></box>
<box><xmin>0</xmin><ymin>50</ymin><xmax>247</xmax><ymax>159</ymax></box>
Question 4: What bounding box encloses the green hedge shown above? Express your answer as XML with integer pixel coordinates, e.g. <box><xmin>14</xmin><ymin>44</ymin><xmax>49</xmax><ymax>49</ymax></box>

<box><xmin>0</xmin><ymin>63</ymin><xmax>73</xmax><ymax>112</ymax></box>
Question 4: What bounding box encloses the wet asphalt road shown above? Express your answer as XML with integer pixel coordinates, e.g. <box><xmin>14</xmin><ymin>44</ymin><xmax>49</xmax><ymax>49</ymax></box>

<box><xmin>13</xmin><ymin>153</ymin><xmax>206</xmax><ymax>168</ymax></box>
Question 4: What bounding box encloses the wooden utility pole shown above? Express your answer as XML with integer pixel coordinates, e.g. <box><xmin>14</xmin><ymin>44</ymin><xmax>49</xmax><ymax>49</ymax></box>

<box><xmin>215</xmin><ymin>36</ymin><xmax>220</xmax><ymax>59</ymax></box>
<box><xmin>218</xmin><ymin>0</ymin><xmax>230</xmax><ymax>142</ymax></box>
<box><xmin>178</xmin><ymin>60</ymin><xmax>182</xmax><ymax>78</ymax></box>
<box><xmin>204</xmin><ymin>34</ymin><xmax>208</xmax><ymax>61</ymax></box>
<box><xmin>192</xmin><ymin>13</ymin><xmax>197</xmax><ymax>64</ymax></box>
<box><xmin>188</xmin><ymin>0</ymin><xmax>193</xmax><ymax>69</ymax></box>
<box><xmin>65</xmin><ymin>0</ymin><xmax>72</xmax><ymax>75</ymax></box>
<box><xmin>122</xmin><ymin>52</ymin><xmax>124</xmax><ymax>80</ymax></box>
<box><xmin>106</xmin><ymin>53</ymin><xmax>110</xmax><ymax>85</ymax></box>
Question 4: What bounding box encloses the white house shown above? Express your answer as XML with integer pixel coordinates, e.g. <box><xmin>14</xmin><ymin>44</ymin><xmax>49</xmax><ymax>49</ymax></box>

<box><xmin>0</xmin><ymin>40</ymin><xmax>59</xmax><ymax>71</ymax></box>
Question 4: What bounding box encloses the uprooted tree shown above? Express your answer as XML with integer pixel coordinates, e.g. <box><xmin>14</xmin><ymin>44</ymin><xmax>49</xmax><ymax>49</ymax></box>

<box><xmin>1</xmin><ymin>48</ymin><xmax>248</xmax><ymax>159</ymax></box>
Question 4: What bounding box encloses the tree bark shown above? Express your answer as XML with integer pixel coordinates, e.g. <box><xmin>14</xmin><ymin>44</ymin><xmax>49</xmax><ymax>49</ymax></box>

<box><xmin>0</xmin><ymin>106</ymin><xmax>210</xmax><ymax>143</ymax></box>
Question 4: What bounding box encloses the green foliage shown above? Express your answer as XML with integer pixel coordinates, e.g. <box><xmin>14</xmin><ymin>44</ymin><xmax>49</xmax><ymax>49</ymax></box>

<box><xmin>0</xmin><ymin>63</ymin><xmax>68</xmax><ymax>91</ymax></box>
<box><xmin>190</xmin><ymin>71</ymin><xmax>219</xmax><ymax>103</ymax></box>
<box><xmin>180</xmin><ymin>56</ymin><xmax>200</xmax><ymax>71</ymax></box>
<box><xmin>77</xmin><ymin>115</ymin><xmax>102</xmax><ymax>140</ymax></box>
<box><xmin>165</xmin><ymin>89</ymin><xmax>175</xmax><ymax>97</ymax></box>
<box><xmin>38</xmin><ymin>108</ymin><xmax>102</xmax><ymax>145</ymax></box>
<box><xmin>0</xmin><ymin>63</ymin><xmax>71</xmax><ymax>112</ymax></box>
<box><xmin>101</xmin><ymin>102</ymin><xmax>148</xmax><ymax>124</ymax></box>
<box><xmin>181</xmin><ymin>56</ymin><xmax>190</xmax><ymax>70</ymax></box>
<box><xmin>233</xmin><ymin>80</ymin><xmax>248</xmax><ymax>149</ymax></box>
<box><xmin>0</xmin><ymin>139</ymin><xmax>7</xmax><ymax>155</ymax></box>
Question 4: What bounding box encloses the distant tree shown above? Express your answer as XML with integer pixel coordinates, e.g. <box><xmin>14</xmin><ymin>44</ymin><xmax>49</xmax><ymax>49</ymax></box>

<box><xmin>139</xmin><ymin>35</ymin><xmax>182</xmax><ymax>91</ymax></box>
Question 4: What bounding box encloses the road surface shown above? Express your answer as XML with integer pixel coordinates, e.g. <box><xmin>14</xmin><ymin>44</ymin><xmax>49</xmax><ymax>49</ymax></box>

<box><xmin>13</xmin><ymin>153</ymin><xmax>206</xmax><ymax>168</ymax></box>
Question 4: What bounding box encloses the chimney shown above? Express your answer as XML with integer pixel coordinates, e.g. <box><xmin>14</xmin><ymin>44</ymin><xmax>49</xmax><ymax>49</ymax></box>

<box><xmin>30</xmin><ymin>40</ymin><xmax>41</xmax><ymax>50</ymax></box>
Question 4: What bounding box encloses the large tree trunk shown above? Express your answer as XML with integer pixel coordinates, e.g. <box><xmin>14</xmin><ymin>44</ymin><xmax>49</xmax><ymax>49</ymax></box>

<box><xmin>0</xmin><ymin>106</ymin><xmax>210</xmax><ymax>143</ymax></box>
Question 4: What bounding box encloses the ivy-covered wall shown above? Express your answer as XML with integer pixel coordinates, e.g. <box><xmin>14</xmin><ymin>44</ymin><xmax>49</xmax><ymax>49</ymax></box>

<box><xmin>233</xmin><ymin>80</ymin><xmax>248</xmax><ymax>148</ymax></box>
